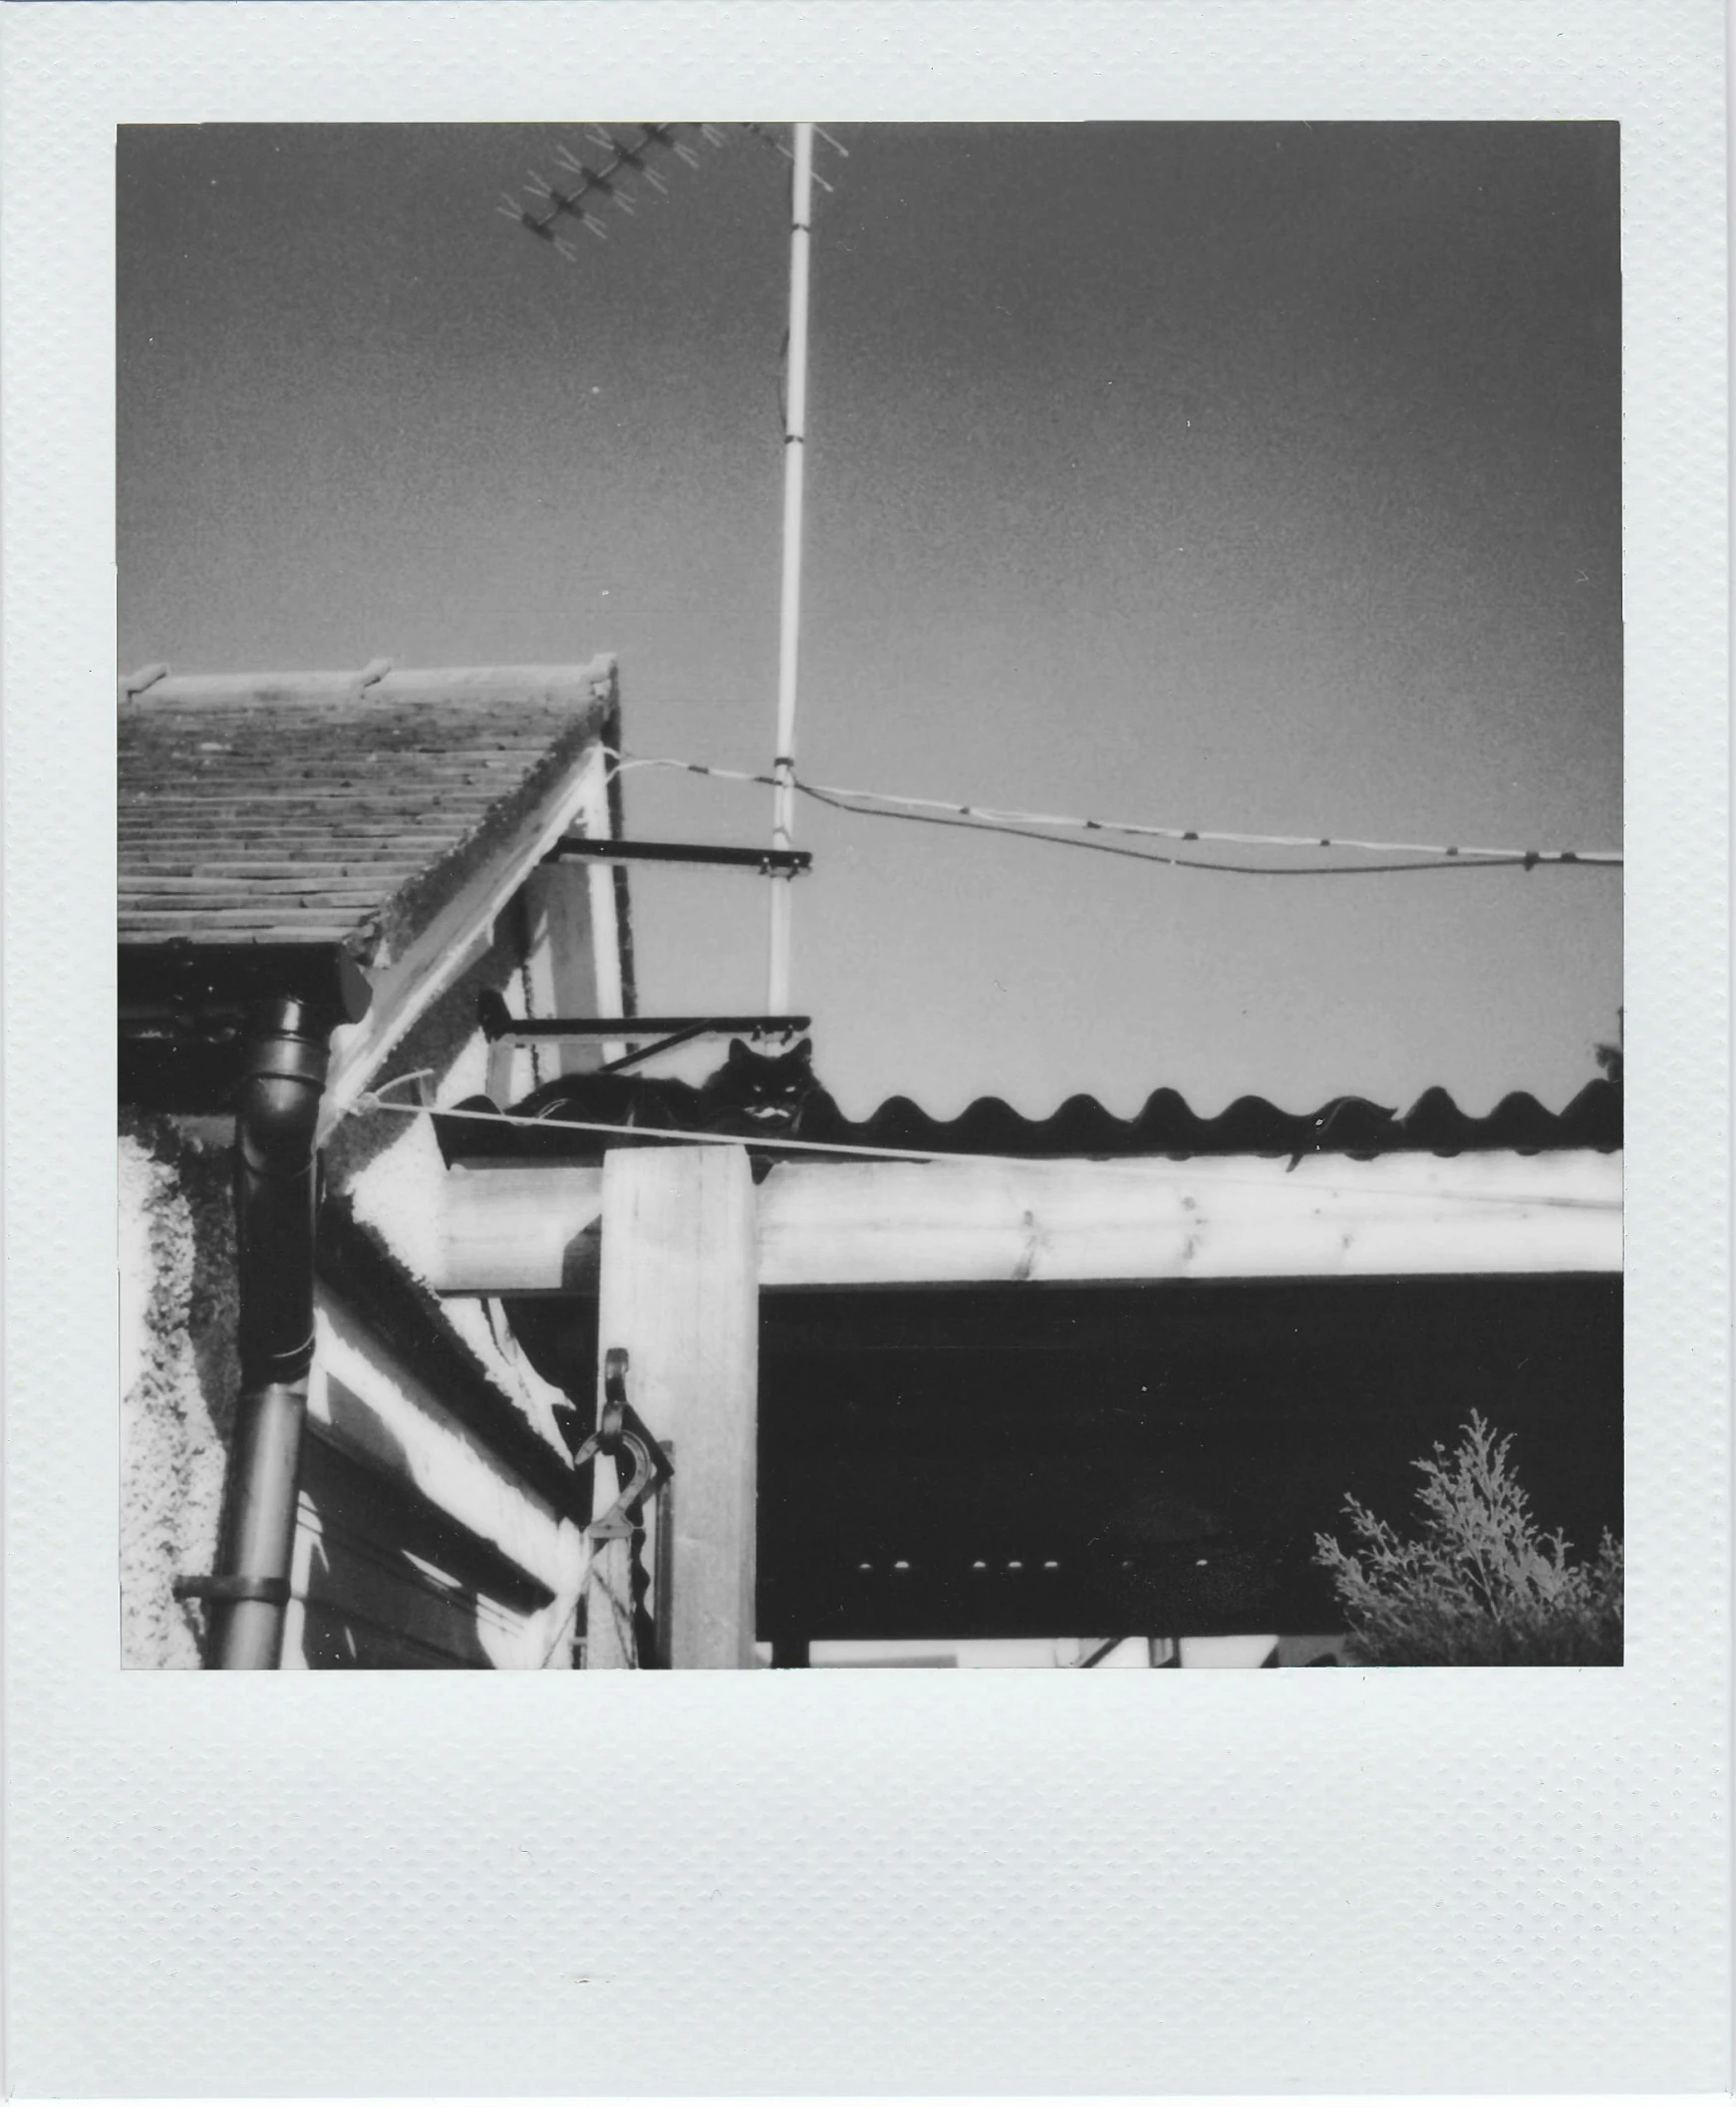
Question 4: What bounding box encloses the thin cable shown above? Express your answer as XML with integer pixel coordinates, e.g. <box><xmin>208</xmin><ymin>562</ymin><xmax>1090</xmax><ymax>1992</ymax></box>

<box><xmin>603</xmin><ymin>750</ymin><xmax>1622</xmax><ymax>869</ymax></box>
<box><xmin>796</xmin><ymin>781</ymin><xmax>1534</xmax><ymax>877</ymax></box>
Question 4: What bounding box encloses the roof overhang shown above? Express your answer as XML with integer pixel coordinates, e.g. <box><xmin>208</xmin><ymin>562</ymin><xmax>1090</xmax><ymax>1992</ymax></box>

<box><xmin>118</xmin><ymin>656</ymin><xmax>625</xmax><ymax>1122</ymax></box>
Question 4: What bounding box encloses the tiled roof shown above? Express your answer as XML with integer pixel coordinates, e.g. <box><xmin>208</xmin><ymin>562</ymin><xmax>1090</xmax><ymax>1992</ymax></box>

<box><xmin>119</xmin><ymin>658</ymin><xmax>615</xmax><ymax>963</ymax></box>
<box><xmin>435</xmin><ymin>1069</ymin><xmax>1622</xmax><ymax>1165</ymax></box>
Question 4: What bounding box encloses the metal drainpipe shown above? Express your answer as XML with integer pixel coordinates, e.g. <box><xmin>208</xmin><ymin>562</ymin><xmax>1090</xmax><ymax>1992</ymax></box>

<box><xmin>208</xmin><ymin>996</ymin><xmax>332</xmax><ymax>1669</ymax></box>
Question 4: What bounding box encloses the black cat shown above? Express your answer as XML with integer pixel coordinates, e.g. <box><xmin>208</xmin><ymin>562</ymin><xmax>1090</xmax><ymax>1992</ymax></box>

<box><xmin>501</xmin><ymin>1036</ymin><xmax>833</xmax><ymax>1153</ymax></box>
<box><xmin>697</xmin><ymin>1037</ymin><xmax>828</xmax><ymax>1138</ymax></box>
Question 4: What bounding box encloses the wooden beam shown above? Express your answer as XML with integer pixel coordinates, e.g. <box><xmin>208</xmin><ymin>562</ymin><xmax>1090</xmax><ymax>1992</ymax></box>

<box><xmin>590</xmin><ymin>1146</ymin><xmax>758</xmax><ymax>1668</ymax></box>
<box><xmin>438</xmin><ymin>1148</ymin><xmax>1623</xmax><ymax>1296</ymax></box>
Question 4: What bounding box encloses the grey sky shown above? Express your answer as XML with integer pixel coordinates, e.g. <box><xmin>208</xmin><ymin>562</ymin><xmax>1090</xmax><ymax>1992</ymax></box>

<box><xmin>119</xmin><ymin>121</ymin><xmax>1620</xmax><ymax>1118</ymax></box>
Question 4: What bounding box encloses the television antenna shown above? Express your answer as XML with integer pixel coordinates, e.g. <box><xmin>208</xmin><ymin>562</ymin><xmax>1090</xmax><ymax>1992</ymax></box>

<box><xmin>501</xmin><ymin>121</ymin><xmax>845</xmax><ymax>1016</ymax></box>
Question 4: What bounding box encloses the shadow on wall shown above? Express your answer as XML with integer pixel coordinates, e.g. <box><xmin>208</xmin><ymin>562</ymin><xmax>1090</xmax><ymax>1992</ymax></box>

<box><xmin>292</xmin><ymin>1404</ymin><xmax>558</xmax><ymax>1669</ymax></box>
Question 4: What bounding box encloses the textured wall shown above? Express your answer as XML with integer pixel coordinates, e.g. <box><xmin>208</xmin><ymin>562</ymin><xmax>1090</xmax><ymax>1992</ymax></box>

<box><xmin>118</xmin><ymin>1110</ymin><xmax>237</xmax><ymax>1667</ymax></box>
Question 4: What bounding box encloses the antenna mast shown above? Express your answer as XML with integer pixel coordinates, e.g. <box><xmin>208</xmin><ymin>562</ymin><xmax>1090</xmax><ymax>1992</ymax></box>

<box><xmin>767</xmin><ymin>122</ymin><xmax>814</xmax><ymax>1014</ymax></box>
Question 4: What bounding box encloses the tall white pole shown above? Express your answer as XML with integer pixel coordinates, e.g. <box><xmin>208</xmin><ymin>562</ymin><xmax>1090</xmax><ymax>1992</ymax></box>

<box><xmin>767</xmin><ymin>122</ymin><xmax>813</xmax><ymax>1015</ymax></box>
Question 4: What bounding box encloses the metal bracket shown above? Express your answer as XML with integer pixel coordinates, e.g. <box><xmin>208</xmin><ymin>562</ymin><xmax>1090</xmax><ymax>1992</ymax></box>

<box><xmin>172</xmin><ymin>1574</ymin><xmax>291</xmax><ymax>1608</ymax></box>
<box><xmin>477</xmin><ymin>990</ymin><xmax>809</xmax><ymax>1047</ymax></box>
<box><xmin>544</xmin><ymin>837</ymin><xmax>812</xmax><ymax>875</ymax></box>
<box><xmin>574</xmin><ymin>1348</ymin><xmax>672</xmax><ymax>1543</ymax></box>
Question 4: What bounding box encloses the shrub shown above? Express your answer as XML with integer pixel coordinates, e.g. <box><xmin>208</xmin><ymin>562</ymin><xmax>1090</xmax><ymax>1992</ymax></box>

<box><xmin>1313</xmin><ymin>1413</ymin><xmax>1622</xmax><ymax>1665</ymax></box>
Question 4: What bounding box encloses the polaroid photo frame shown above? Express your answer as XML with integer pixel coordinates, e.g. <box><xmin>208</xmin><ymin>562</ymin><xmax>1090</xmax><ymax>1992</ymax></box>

<box><xmin>3</xmin><ymin>1</ymin><xmax>1728</xmax><ymax>2096</ymax></box>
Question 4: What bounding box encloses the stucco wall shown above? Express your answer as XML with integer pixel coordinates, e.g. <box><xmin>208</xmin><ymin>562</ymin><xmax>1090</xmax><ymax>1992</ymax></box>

<box><xmin>119</xmin><ymin>1110</ymin><xmax>237</xmax><ymax>1667</ymax></box>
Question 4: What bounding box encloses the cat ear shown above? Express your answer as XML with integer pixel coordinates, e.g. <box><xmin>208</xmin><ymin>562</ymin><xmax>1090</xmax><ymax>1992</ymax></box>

<box><xmin>793</xmin><ymin>1038</ymin><xmax>813</xmax><ymax>1062</ymax></box>
<box><xmin>727</xmin><ymin>1039</ymin><xmax>750</xmax><ymax>1070</ymax></box>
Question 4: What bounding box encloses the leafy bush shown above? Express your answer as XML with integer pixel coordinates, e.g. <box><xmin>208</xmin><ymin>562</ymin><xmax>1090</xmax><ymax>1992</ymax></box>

<box><xmin>1313</xmin><ymin>1413</ymin><xmax>1622</xmax><ymax>1665</ymax></box>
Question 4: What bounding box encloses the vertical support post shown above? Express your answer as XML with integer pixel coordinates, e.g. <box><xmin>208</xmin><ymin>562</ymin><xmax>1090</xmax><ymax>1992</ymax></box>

<box><xmin>767</xmin><ymin>121</ymin><xmax>814</xmax><ymax>1016</ymax></box>
<box><xmin>594</xmin><ymin>1145</ymin><xmax>758</xmax><ymax>1666</ymax></box>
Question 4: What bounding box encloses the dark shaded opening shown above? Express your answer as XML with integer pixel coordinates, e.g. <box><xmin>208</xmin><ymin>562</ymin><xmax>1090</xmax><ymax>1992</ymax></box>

<box><xmin>756</xmin><ymin>1274</ymin><xmax>1621</xmax><ymax>1645</ymax></box>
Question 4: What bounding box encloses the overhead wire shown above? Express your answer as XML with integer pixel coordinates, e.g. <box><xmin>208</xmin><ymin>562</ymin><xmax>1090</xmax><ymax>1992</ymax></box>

<box><xmin>793</xmin><ymin>780</ymin><xmax>1541</xmax><ymax>877</ymax></box>
<box><xmin>605</xmin><ymin>751</ymin><xmax>1623</xmax><ymax>874</ymax></box>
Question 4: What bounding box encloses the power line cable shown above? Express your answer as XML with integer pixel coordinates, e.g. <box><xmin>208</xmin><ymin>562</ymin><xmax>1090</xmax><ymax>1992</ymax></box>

<box><xmin>606</xmin><ymin>752</ymin><xmax>1623</xmax><ymax>873</ymax></box>
<box><xmin>794</xmin><ymin>780</ymin><xmax>1545</xmax><ymax>877</ymax></box>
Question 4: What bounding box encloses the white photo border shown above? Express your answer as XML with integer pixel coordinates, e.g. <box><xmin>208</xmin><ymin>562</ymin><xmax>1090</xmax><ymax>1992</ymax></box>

<box><xmin>3</xmin><ymin>2</ymin><xmax>1726</xmax><ymax>2095</ymax></box>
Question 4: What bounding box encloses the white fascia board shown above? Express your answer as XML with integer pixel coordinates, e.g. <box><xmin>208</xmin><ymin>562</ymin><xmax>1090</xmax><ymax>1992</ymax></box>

<box><xmin>317</xmin><ymin>729</ymin><xmax>614</xmax><ymax>1142</ymax></box>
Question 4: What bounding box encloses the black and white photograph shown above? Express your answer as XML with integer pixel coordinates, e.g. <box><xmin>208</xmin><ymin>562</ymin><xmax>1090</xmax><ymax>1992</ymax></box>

<box><xmin>5</xmin><ymin>3</ymin><xmax>1729</xmax><ymax>2096</ymax></box>
<box><xmin>117</xmin><ymin>118</ymin><xmax>1624</xmax><ymax>1672</ymax></box>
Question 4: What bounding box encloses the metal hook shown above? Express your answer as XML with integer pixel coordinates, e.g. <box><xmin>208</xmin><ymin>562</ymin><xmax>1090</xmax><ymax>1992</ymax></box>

<box><xmin>572</xmin><ymin>1349</ymin><xmax>673</xmax><ymax>1542</ymax></box>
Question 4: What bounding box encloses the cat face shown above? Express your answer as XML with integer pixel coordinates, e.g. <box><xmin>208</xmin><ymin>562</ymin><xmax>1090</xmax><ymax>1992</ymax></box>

<box><xmin>711</xmin><ymin>1037</ymin><xmax>819</xmax><ymax>1128</ymax></box>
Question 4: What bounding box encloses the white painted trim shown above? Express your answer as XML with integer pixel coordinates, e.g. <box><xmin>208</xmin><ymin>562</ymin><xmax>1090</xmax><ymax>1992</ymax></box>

<box><xmin>319</xmin><ymin>737</ymin><xmax>607</xmax><ymax>1140</ymax></box>
<box><xmin>576</xmin><ymin>743</ymin><xmax>627</xmax><ymax>1064</ymax></box>
<box><xmin>435</xmin><ymin>1148</ymin><xmax>1623</xmax><ymax>1295</ymax></box>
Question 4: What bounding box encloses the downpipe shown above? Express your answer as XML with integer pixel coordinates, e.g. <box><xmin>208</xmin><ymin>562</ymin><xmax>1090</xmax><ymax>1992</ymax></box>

<box><xmin>208</xmin><ymin>997</ymin><xmax>332</xmax><ymax>1668</ymax></box>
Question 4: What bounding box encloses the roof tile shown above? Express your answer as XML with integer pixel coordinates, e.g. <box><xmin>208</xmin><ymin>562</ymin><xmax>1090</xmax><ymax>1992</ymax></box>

<box><xmin>119</xmin><ymin>660</ymin><xmax>614</xmax><ymax>963</ymax></box>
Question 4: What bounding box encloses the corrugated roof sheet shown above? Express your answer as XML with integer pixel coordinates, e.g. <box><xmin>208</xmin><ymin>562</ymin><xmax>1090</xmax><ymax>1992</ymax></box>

<box><xmin>435</xmin><ymin>1068</ymin><xmax>1622</xmax><ymax>1165</ymax></box>
<box><xmin>119</xmin><ymin>659</ymin><xmax>614</xmax><ymax>965</ymax></box>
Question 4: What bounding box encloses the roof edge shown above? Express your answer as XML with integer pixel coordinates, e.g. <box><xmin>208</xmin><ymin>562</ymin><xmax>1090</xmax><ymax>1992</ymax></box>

<box><xmin>119</xmin><ymin>656</ymin><xmax>618</xmax><ymax>710</ymax></box>
<box><xmin>317</xmin><ymin>688</ymin><xmax>619</xmax><ymax>1132</ymax></box>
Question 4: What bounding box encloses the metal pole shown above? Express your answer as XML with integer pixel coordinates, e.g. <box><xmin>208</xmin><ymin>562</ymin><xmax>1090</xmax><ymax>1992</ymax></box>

<box><xmin>211</xmin><ymin>1383</ymin><xmax>310</xmax><ymax>1669</ymax></box>
<box><xmin>767</xmin><ymin>121</ymin><xmax>813</xmax><ymax>1014</ymax></box>
<box><xmin>210</xmin><ymin>997</ymin><xmax>330</xmax><ymax>1668</ymax></box>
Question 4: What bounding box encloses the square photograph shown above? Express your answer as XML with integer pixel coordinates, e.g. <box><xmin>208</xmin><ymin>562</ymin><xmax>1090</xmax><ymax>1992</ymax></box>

<box><xmin>117</xmin><ymin>121</ymin><xmax>1622</xmax><ymax>1670</ymax></box>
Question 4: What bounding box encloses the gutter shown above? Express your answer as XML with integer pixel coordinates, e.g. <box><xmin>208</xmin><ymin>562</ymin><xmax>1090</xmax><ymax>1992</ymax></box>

<box><xmin>200</xmin><ymin>997</ymin><xmax>334</xmax><ymax>1668</ymax></box>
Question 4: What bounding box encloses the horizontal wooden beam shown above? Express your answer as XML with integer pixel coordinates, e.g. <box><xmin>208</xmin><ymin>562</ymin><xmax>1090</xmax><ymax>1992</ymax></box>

<box><xmin>437</xmin><ymin>1148</ymin><xmax>1622</xmax><ymax>1296</ymax></box>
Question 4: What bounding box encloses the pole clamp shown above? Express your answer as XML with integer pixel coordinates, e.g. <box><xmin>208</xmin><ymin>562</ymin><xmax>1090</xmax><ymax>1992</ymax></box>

<box><xmin>173</xmin><ymin>1574</ymin><xmax>292</xmax><ymax>1608</ymax></box>
<box><xmin>573</xmin><ymin>1348</ymin><xmax>673</xmax><ymax>1542</ymax></box>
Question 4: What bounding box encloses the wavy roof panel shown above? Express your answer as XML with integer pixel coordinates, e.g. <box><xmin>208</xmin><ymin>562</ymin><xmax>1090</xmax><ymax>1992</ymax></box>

<box><xmin>435</xmin><ymin>1068</ymin><xmax>1621</xmax><ymax>1166</ymax></box>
